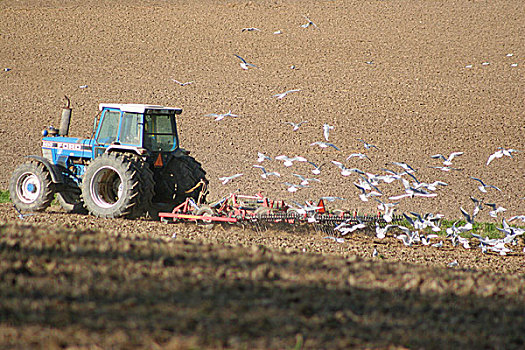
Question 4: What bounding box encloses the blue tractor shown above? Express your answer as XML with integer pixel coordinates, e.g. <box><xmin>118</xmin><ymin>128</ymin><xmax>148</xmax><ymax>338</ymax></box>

<box><xmin>9</xmin><ymin>100</ymin><xmax>208</xmax><ymax>219</ymax></box>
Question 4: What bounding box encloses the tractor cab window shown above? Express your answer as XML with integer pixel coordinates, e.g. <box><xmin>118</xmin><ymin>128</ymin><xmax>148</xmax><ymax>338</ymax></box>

<box><xmin>96</xmin><ymin>110</ymin><xmax>120</xmax><ymax>145</ymax></box>
<box><xmin>143</xmin><ymin>112</ymin><xmax>178</xmax><ymax>151</ymax></box>
<box><xmin>119</xmin><ymin>112</ymin><xmax>141</xmax><ymax>145</ymax></box>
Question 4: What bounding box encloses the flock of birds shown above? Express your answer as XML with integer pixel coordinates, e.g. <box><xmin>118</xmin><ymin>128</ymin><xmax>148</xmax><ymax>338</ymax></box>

<box><xmin>214</xmin><ymin>119</ymin><xmax>524</xmax><ymax>260</ymax></box>
<box><xmin>169</xmin><ymin>16</ymin><xmax>524</xmax><ymax>263</ymax></box>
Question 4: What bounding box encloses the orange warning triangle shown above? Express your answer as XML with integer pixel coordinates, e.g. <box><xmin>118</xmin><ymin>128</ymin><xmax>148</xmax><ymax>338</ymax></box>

<box><xmin>154</xmin><ymin>153</ymin><xmax>163</xmax><ymax>167</ymax></box>
<box><xmin>317</xmin><ymin>199</ymin><xmax>326</xmax><ymax>213</ymax></box>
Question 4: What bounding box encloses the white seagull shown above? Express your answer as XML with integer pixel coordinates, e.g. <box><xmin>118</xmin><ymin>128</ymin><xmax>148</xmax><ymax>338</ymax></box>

<box><xmin>428</xmin><ymin>166</ymin><xmax>462</xmax><ymax>172</ymax></box>
<box><xmin>413</xmin><ymin>181</ymin><xmax>448</xmax><ymax>192</ymax></box>
<box><xmin>321</xmin><ymin>196</ymin><xmax>345</xmax><ymax>202</ymax></box>
<box><xmin>284</xmin><ymin>120</ymin><xmax>307</xmax><ymax>131</ymax></box>
<box><xmin>357</xmin><ymin>139</ymin><xmax>379</xmax><ymax>150</ymax></box>
<box><xmin>335</xmin><ymin>220</ymin><xmax>366</xmax><ymax>235</ymax></box>
<box><xmin>257</xmin><ymin>152</ymin><xmax>272</xmax><ymax>163</ymax></box>
<box><xmin>391</xmin><ymin>162</ymin><xmax>416</xmax><ymax>173</ymax></box>
<box><xmin>310</xmin><ymin>141</ymin><xmax>340</xmax><ymax>150</ymax></box>
<box><xmin>332</xmin><ymin>161</ymin><xmax>364</xmax><ymax>176</ymax></box>
<box><xmin>323</xmin><ymin>124</ymin><xmax>334</xmax><ymax>141</ymax></box>
<box><xmin>273</xmin><ymin>89</ymin><xmax>301</xmax><ymax>99</ymax></box>
<box><xmin>354</xmin><ymin>183</ymin><xmax>382</xmax><ymax>202</ymax></box>
<box><xmin>486</xmin><ymin>147</ymin><xmax>520</xmax><ymax>165</ymax></box>
<box><xmin>283</xmin><ymin>182</ymin><xmax>308</xmax><ymax>193</ymax></box>
<box><xmin>375</xmin><ymin>223</ymin><xmax>397</xmax><ymax>239</ymax></box>
<box><xmin>300</xmin><ymin>15</ymin><xmax>318</xmax><ymax>29</ymax></box>
<box><xmin>253</xmin><ymin>165</ymin><xmax>280</xmax><ymax>179</ymax></box>
<box><xmin>234</xmin><ymin>54</ymin><xmax>259</xmax><ymax>70</ymax></box>
<box><xmin>241</xmin><ymin>27</ymin><xmax>260</xmax><ymax>32</ymax></box>
<box><xmin>485</xmin><ymin>203</ymin><xmax>506</xmax><ymax>218</ymax></box>
<box><xmin>447</xmin><ymin>260</ymin><xmax>458</xmax><ymax>267</ymax></box>
<box><xmin>470</xmin><ymin>177</ymin><xmax>501</xmax><ymax>193</ymax></box>
<box><xmin>171</xmin><ymin>78</ymin><xmax>193</xmax><ymax>86</ymax></box>
<box><xmin>275</xmin><ymin>155</ymin><xmax>308</xmax><ymax>167</ymax></box>
<box><xmin>307</xmin><ymin>161</ymin><xmax>326</xmax><ymax>175</ymax></box>
<box><xmin>324</xmin><ymin>236</ymin><xmax>345</xmax><ymax>243</ymax></box>
<box><xmin>346</xmin><ymin>153</ymin><xmax>372</xmax><ymax>162</ymax></box>
<box><xmin>218</xmin><ymin>173</ymin><xmax>243</xmax><ymax>184</ymax></box>
<box><xmin>205</xmin><ymin>110</ymin><xmax>239</xmax><ymax>121</ymax></box>
<box><xmin>431</xmin><ymin>151</ymin><xmax>463</xmax><ymax>166</ymax></box>
<box><xmin>293</xmin><ymin>174</ymin><xmax>320</xmax><ymax>186</ymax></box>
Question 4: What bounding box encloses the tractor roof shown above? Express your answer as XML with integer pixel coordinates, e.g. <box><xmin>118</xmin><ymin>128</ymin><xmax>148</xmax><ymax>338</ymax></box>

<box><xmin>99</xmin><ymin>103</ymin><xmax>182</xmax><ymax>114</ymax></box>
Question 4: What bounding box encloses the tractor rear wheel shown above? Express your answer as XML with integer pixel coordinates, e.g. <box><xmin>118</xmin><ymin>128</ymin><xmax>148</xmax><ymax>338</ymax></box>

<box><xmin>9</xmin><ymin>161</ymin><xmax>55</xmax><ymax>212</ymax></box>
<box><xmin>82</xmin><ymin>152</ymin><xmax>147</xmax><ymax>219</ymax></box>
<box><xmin>56</xmin><ymin>191</ymin><xmax>86</xmax><ymax>214</ymax></box>
<box><xmin>56</xmin><ymin>175</ymin><xmax>86</xmax><ymax>214</ymax></box>
<box><xmin>154</xmin><ymin>155</ymin><xmax>208</xmax><ymax>209</ymax></box>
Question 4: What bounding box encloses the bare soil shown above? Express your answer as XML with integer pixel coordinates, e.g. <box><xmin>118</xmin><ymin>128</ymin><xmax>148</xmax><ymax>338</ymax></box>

<box><xmin>0</xmin><ymin>0</ymin><xmax>524</xmax><ymax>348</ymax></box>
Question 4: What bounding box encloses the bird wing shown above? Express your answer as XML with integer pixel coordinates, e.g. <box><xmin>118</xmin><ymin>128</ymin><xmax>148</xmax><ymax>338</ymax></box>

<box><xmin>234</xmin><ymin>54</ymin><xmax>247</xmax><ymax>63</ymax></box>
<box><xmin>448</xmin><ymin>152</ymin><xmax>463</xmax><ymax>160</ymax></box>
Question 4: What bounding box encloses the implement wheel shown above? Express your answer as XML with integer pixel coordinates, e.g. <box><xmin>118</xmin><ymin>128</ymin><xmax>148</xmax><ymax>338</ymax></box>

<box><xmin>196</xmin><ymin>205</ymin><xmax>216</xmax><ymax>229</ymax></box>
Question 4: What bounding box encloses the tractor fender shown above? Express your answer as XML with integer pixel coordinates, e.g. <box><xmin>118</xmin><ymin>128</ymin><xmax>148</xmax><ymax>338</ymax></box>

<box><xmin>26</xmin><ymin>155</ymin><xmax>64</xmax><ymax>184</ymax></box>
<box><xmin>172</xmin><ymin>148</ymin><xmax>190</xmax><ymax>157</ymax></box>
<box><xmin>106</xmin><ymin>144</ymin><xmax>148</xmax><ymax>156</ymax></box>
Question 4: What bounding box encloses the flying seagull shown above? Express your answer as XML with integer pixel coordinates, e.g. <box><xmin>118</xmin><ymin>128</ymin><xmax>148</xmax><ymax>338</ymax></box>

<box><xmin>391</xmin><ymin>162</ymin><xmax>416</xmax><ymax>172</ymax></box>
<box><xmin>293</xmin><ymin>174</ymin><xmax>320</xmax><ymax>186</ymax></box>
<box><xmin>234</xmin><ymin>54</ymin><xmax>259</xmax><ymax>70</ymax></box>
<box><xmin>485</xmin><ymin>203</ymin><xmax>507</xmax><ymax>218</ymax></box>
<box><xmin>310</xmin><ymin>141</ymin><xmax>340</xmax><ymax>150</ymax></box>
<box><xmin>275</xmin><ymin>155</ymin><xmax>307</xmax><ymax>167</ymax></box>
<box><xmin>301</xmin><ymin>15</ymin><xmax>318</xmax><ymax>29</ymax></box>
<box><xmin>357</xmin><ymin>139</ymin><xmax>379</xmax><ymax>150</ymax></box>
<box><xmin>283</xmin><ymin>182</ymin><xmax>308</xmax><ymax>193</ymax></box>
<box><xmin>307</xmin><ymin>161</ymin><xmax>325</xmax><ymax>175</ymax></box>
<box><xmin>219</xmin><ymin>173</ymin><xmax>243</xmax><ymax>184</ymax></box>
<box><xmin>486</xmin><ymin>147</ymin><xmax>520</xmax><ymax>165</ymax></box>
<box><xmin>205</xmin><ymin>110</ymin><xmax>239</xmax><ymax>121</ymax></box>
<box><xmin>470</xmin><ymin>177</ymin><xmax>501</xmax><ymax>193</ymax></box>
<box><xmin>284</xmin><ymin>120</ymin><xmax>307</xmax><ymax>131</ymax></box>
<box><xmin>253</xmin><ymin>165</ymin><xmax>281</xmax><ymax>179</ymax></box>
<box><xmin>257</xmin><ymin>152</ymin><xmax>272</xmax><ymax>163</ymax></box>
<box><xmin>273</xmin><ymin>89</ymin><xmax>300</xmax><ymax>99</ymax></box>
<box><xmin>332</xmin><ymin>161</ymin><xmax>364</xmax><ymax>176</ymax></box>
<box><xmin>171</xmin><ymin>78</ymin><xmax>193</xmax><ymax>86</ymax></box>
<box><xmin>323</xmin><ymin>124</ymin><xmax>334</xmax><ymax>141</ymax></box>
<box><xmin>375</xmin><ymin>223</ymin><xmax>398</xmax><ymax>239</ymax></box>
<box><xmin>428</xmin><ymin>165</ymin><xmax>463</xmax><ymax>172</ymax></box>
<box><xmin>508</xmin><ymin>215</ymin><xmax>525</xmax><ymax>223</ymax></box>
<box><xmin>335</xmin><ymin>219</ymin><xmax>366</xmax><ymax>235</ymax></box>
<box><xmin>431</xmin><ymin>151</ymin><xmax>463</xmax><ymax>166</ymax></box>
<box><xmin>321</xmin><ymin>196</ymin><xmax>345</xmax><ymax>202</ymax></box>
<box><xmin>346</xmin><ymin>153</ymin><xmax>371</xmax><ymax>162</ymax></box>
<box><xmin>241</xmin><ymin>27</ymin><xmax>260</xmax><ymax>32</ymax></box>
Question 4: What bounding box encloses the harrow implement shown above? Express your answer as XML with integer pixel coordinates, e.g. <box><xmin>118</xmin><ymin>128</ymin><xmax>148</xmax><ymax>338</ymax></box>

<box><xmin>159</xmin><ymin>193</ymin><xmax>404</xmax><ymax>233</ymax></box>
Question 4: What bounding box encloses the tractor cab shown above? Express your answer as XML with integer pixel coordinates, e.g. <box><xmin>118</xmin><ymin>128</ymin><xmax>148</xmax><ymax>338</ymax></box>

<box><xmin>94</xmin><ymin>104</ymin><xmax>182</xmax><ymax>158</ymax></box>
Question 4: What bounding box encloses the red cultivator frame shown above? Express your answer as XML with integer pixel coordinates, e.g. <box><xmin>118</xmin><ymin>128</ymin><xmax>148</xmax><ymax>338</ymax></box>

<box><xmin>159</xmin><ymin>193</ymin><xmax>289</xmax><ymax>225</ymax></box>
<box><xmin>159</xmin><ymin>193</ymin><xmax>402</xmax><ymax>232</ymax></box>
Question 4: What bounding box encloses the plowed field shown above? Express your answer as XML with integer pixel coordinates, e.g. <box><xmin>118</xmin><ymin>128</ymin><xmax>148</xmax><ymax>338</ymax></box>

<box><xmin>0</xmin><ymin>0</ymin><xmax>524</xmax><ymax>348</ymax></box>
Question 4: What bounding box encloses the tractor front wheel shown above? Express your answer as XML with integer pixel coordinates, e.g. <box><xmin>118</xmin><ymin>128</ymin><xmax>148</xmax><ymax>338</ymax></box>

<box><xmin>9</xmin><ymin>161</ymin><xmax>55</xmax><ymax>212</ymax></box>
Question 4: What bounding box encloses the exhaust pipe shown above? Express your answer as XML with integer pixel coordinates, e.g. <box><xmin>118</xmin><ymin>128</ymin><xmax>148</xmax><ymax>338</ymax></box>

<box><xmin>59</xmin><ymin>95</ymin><xmax>72</xmax><ymax>136</ymax></box>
